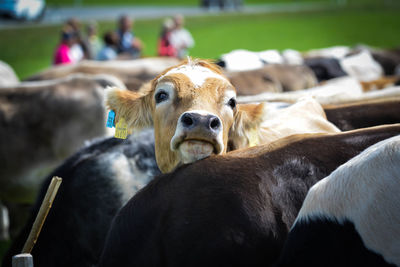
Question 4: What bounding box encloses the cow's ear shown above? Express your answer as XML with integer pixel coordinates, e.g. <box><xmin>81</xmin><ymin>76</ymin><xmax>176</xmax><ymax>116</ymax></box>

<box><xmin>105</xmin><ymin>87</ymin><xmax>153</xmax><ymax>129</ymax></box>
<box><xmin>229</xmin><ymin>103</ymin><xmax>265</xmax><ymax>150</ymax></box>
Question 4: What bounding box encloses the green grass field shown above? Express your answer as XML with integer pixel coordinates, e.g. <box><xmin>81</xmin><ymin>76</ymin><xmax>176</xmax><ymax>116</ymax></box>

<box><xmin>1</xmin><ymin>7</ymin><xmax>399</xmax><ymax>80</ymax></box>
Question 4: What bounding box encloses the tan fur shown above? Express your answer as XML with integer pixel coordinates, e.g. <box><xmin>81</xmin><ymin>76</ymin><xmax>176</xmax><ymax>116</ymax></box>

<box><xmin>228</xmin><ymin>98</ymin><xmax>340</xmax><ymax>151</ymax></box>
<box><xmin>360</xmin><ymin>75</ymin><xmax>400</xmax><ymax>92</ymax></box>
<box><xmin>106</xmin><ymin>89</ymin><xmax>153</xmax><ymax>130</ymax></box>
<box><xmin>105</xmin><ymin>59</ymin><xmax>265</xmax><ymax>173</ymax></box>
<box><xmin>228</xmin><ymin>103</ymin><xmax>265</xmax><ymax>150</ymax></box>
<box><xmin>258</xmin><ymin>98</ymin><xmax>340</xmax><ymax>145</ymax></box>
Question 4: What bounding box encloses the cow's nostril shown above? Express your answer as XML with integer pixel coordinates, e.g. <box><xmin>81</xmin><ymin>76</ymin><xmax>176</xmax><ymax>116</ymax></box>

<box><xmin>210</xmin><ymin>117</ymin><xmax>221</xmax><ymax>130</ymax></box>
<box><xmin>181</xmin><ymin>113</ymin><xmax>194</xmax><ymax>127</ymax></box>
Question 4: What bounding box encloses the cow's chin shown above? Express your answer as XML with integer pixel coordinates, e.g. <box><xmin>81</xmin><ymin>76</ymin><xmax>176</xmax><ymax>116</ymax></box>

<box><xmin>178</xmin><ymin>140</ymin><xmax>214</xmax><ymax>164</ymax></box>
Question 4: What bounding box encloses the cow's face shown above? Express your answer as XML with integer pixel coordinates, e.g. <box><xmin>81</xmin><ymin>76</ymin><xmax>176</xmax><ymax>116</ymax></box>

<box><xmin>107</xmin><ymin>59</ymin><xmax>264</xmax><ymax>173</ymax></box>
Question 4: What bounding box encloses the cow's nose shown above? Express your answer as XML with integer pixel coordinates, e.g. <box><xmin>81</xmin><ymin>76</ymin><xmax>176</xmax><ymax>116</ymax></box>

<box><xmin>180</xmin><ymin>112</ymin><xmax>222</xmax><ymax>132</ymax></box>
<box><xmin>181</xmin><ymin>113</ymin><xmax>195</xmax><ymax>128</ymax></box>
<box><xmin>209</xmin><ymin>116</ymin><xmax>221</xmax><ymax>131</ymax></box>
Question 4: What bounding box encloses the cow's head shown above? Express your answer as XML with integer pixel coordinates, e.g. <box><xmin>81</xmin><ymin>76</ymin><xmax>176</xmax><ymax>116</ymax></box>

<box><xmin>106</xmin><ymin>59</ymin><xmax>264</xmax><ymax>173</ymax></box>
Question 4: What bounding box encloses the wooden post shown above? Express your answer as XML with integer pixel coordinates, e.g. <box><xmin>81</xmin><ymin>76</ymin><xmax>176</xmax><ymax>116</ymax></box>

<box><xmin>12</xmin><ymin>254</ymin><xmax>33</xmax><ymax>267</ymax></box>
<box><xmin>21</xmin><ymin>176</ymin><xmax>62</xmax><ymax>254</ymax></box>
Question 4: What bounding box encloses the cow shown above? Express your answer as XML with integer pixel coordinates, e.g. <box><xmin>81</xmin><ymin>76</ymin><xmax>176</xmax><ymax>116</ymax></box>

<box><xmin>2</xmin><ymin>98</ymin><xmax>339</xmax><ymax>266</ymax></box>
<box><xmin>98</xmin><ymin>124</ymin><xmax>400</xmax><ymax>267</ymax></box>
<box><xmin>0</xmin><ymin>73</ymin><xmax>123</xmax><ymax>205</ymax></box>
<box><xmin>304</xmin><ymin>46</ymin><xmax>351</xmax><ymax>60</ymax></box>
<box><xmin>225</xmin><ymin>68</ymin><xmax>283</xmax><ymax>95</ymax></box>
<box><xmin>26</xmin><ymin>57</ymin><xmax>180</xmax><ymax>91</ymax></box>
<box><xmin>0</xmin><ymin>73</ymin><xmax>123</xmax><ymax>239</ymax></box>
<box><xmin>276</xmin><ymin>135</ymin><xmax>400</xmax><ymax>267</ymax></box>
<box><xmin>225</xmin><ymin>64</ymin><xmax>317</xmax><ymax>96</ymax></box>
<box><xmin>106</xmin><ymin>58</ymin><xmax>265</xmax><ymax>173</ymax></box>
<box><xmin>339</xmin><ymin>50</ymin><xmax>384</xmax><ymax>82</ymax></box>
<box><xmin>360</xmin><ymin>75</ymin><xmax>400</xmax><ymax>92</ymax></box>
<box><xmin>2</xmin><ymin>128</ymin><xmax>160</xmax><ymax>267</ymax></box>
<box><xmin>369</xmin><ymin>47</ymin><xmax>400</xmax><ymax>76</ymax></box>
<box><xmin>323</xmin><ymin>98</ymin><xmax>400</xmax><ymax>131</ymax></box>
<box><xmin>304</xmin><ymin>57</ymin><xmax>348</xmax><ymax>82</ymax></box>
<box><xmin>237</xmin><ymin>77</ymin><xmax>400</xmax><ymax>105</ymax></box>
<box><xmin>238</xmin><ymin>76</ymin><xmax>362</xmax><ymax>104</ymax></box>
<box><xmin>217</xmin><ymin>49</ymin><xmax>265</xmax><ymax>71</ymax></box>
<box><xmin>229</xmin><ymin>97</ymin><xmax>340</xmax><ymax>151</ymax></box>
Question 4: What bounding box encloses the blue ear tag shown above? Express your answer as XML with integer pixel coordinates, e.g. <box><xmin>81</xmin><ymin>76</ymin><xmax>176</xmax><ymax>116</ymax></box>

<box><xmin>106</xmin><ymin>110</ymin><xmax>116</xmax><ymax>128</ymax></box>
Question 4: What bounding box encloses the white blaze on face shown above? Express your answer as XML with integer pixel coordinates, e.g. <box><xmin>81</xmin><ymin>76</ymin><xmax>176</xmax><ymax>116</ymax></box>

<box><xmin>157</xmin><ymin>62</ymin><xmax>235</xmax><ymax>166</ymax></box>
<box><xmin>158</xmin><ymin>64</ymin><xmax>229</xmax><ymax>88</ymax></box>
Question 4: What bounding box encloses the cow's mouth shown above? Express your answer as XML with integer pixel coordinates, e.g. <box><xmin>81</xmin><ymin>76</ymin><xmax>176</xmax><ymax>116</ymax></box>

<box><xmin>171</xmin><ymin>138</ymin><xmax>222</xmax><ymax>164</ymax></box>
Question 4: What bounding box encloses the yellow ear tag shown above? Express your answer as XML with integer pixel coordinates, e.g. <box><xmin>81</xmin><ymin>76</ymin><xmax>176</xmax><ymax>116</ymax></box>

<box><xmin>115</xmin><ymin>117</ymin><xmax>128</xmax><ymax>139</ymax></box>
<box><xmin>248</xmin><ymin>128</ymin><xmax>259</xmax><ymax>148</ymax></box>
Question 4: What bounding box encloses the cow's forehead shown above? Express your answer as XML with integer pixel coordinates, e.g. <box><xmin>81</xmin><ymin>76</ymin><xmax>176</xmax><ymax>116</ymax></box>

<box><xmin>157</xmin><ymin>64</ymin><xmax>229</xmax><ymax>88</ymax></box>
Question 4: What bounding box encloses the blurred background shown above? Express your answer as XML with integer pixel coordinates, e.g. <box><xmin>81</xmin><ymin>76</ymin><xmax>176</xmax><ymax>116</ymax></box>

<box><xmin>0</xmin><ymin>0</ymin><xmax>400</xmax><ymax>263</ymax></box>
<box><xmin>0</xmin><ymin>0</ymin><xmax>399</xmax><ymax>79</ymax></box>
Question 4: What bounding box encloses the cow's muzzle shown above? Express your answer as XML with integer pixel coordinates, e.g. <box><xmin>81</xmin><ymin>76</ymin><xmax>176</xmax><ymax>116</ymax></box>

<box><xmin>171</xmin><ymin>111</ymin><xmax>224</xmax><ymax>164</ymax></box>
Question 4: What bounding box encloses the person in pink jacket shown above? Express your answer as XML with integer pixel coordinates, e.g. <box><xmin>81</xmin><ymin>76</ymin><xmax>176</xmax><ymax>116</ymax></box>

<box><xmin>53</xmin><ymin>27</ymin><xmax>78</xmax><ymax>65</ymax></box>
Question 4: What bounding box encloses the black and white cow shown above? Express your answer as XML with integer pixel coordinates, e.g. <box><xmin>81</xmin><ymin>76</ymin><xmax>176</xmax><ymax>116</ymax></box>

<box><xmin>276</xmin><ymin>134</ymin><xmax>400</xmax><ymax>267</ymax></box>
<box><xmin>2</xmin><ymin>129</ymin><xmax>160</xmax><ymax>267</ymax></box>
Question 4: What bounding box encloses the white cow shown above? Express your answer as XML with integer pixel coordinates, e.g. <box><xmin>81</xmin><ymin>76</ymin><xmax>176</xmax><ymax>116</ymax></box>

<box><xmin>277</xmin><ymin>134</ymin><xmax>400</xmax><ymax>267</ymax></box>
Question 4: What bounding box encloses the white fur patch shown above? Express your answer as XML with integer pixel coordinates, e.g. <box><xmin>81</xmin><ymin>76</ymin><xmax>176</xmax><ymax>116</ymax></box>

<box><xmin>109</xmin><ymin>153</ymin><xmax>153</xmax><ymax>204</ymax></box>
<box><xmin>179</xmin><ymin>140</ymin><xmax>214</xmax><ymax>164</ymax></box>
<box><xmin>222</xmin><ymin>90</ymin><xmax>237</xmax><ymax>116</ymax></box>
<box><xmin>295</xmin><ymin>135</ymin><xmax>400</xmax><ymax>266</ymax></box>
<box><xmin>158</xmin><ymin>64</ymin><xmax>229</xmax><ymax>88</ymax></box>
<box><xmin>339</xmin><ymin>50</ymin><xmax>383</xmax><ymax>82</ymax></box>
<box><xmin>154</xmin><ymin>82</ymin><xmax>175</xmax><ymax>107</ymax></box>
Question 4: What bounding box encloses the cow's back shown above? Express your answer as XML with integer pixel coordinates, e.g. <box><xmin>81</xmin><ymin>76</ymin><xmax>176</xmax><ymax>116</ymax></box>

<box><xmin>2</xmin><ymin>129</ymin><xmax>160</xmax><ymax>267</ymax></box>
<box><xmin>99</xmin><ymin>124</ymin><xmax>400</xmax><ymax>267</ymax></box>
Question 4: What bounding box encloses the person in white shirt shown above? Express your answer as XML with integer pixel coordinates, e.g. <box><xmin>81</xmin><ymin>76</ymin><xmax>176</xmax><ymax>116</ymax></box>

<box><xmin>170</xmin><ymin>14</ymin><xmax>195</xmax><ymax>59</ymax></box>
<box><xmin>97</xmin><ymin>31</ymin><xmax>119</xmax><ymax>61</ymax></box>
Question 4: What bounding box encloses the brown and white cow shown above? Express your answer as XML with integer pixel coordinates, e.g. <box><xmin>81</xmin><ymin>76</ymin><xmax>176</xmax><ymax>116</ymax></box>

<box><xmin>26</xmin><ymin>57</ymin><xmax>180</xmax><ymax>91</ymax></box>
<box><xmin>225</xmin><ymin>64</ymin><xmax>317</xmax><ymax>96</ymax></box>
<box><xmin>106</xmin><ymin>59</ymin><xmax>265</xmax><ymax>173</ymax></box>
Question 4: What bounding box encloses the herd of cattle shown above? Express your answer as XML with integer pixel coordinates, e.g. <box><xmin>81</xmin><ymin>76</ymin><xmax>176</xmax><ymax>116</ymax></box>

<box><xmin>0</xmin><ymin>44</ymin><xmax>399</xmax><ymax>267</ymax></box>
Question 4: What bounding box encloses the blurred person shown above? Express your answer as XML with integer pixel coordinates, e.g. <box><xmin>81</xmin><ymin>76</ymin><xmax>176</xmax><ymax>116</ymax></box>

<box><xmin>201</xmin><ymin>0</ymin><xmax>242</xmax><ymax>10</ymax></box>
<box><xmin>170</xmin><ymin>14</ymin><xmax>195</xmax><ymax>59</ymax></box>
<box><xmin>116</xmin><ymin>15</ymin><xmax>143</xmax><ymax>58</ymax></box>
<box><xmin>53</xmin><ymin>26</ymin><xmax>77</xmax><ymax>65</ymax></box>
<box><xmin>85</xmin><ymin>21</ymin><xmax>102</xmax><ymax>60</ymax></box>
<box><xmin>97</xmin><ymin>31</ymin><xmax>120</xmax><ymax>61</ymax></box>
<box><xmin>66</xmin><ymin>17</ymin><xmax>89</xmax><ymax>61</ymax></box>
<box><xmin>157</xmin><ymin>18</ymin><xmax>177</xmax><ymax>57</ymax></box>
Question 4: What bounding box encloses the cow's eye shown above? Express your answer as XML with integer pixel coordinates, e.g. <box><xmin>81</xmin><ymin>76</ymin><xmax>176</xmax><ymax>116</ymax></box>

<box><xmin>155</xmin><ymin>90</ymin><xmax>169</xmax><ymax>104</ymax></box>
<box><xmin>228</xmin><ymin>98</ymin><xmax>236</xmax><ymax>109</ymax></box>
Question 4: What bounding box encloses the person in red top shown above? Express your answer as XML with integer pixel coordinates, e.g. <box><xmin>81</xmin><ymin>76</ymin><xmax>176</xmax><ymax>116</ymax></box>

<box><xmin>53</xmin><ymin>26</ymin><xmax>78</xmax><ymax>65</ymax></box>
<box><xmin>157</xmin><ymin>18</ymin><xmax>176</xmax><ymax>57</ymax></box>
